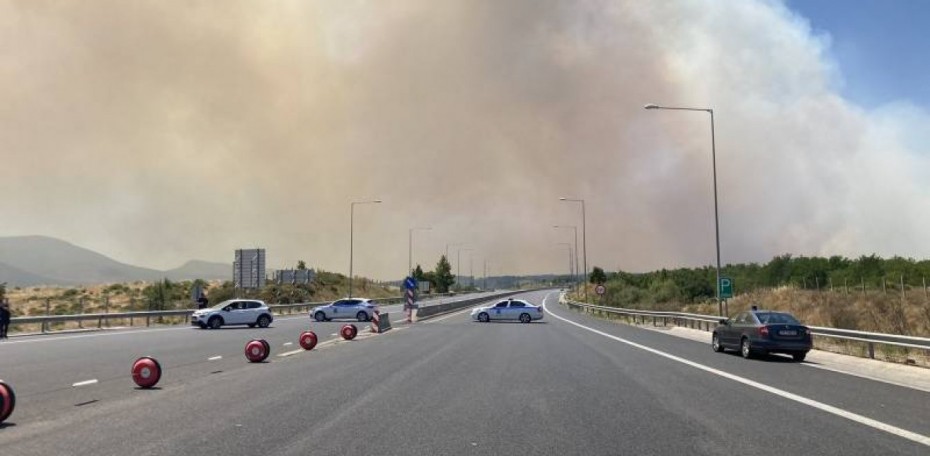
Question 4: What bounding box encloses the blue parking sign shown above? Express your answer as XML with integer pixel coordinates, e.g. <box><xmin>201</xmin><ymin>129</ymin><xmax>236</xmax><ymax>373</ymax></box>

<box><xmin>404</xmin><ymin>277</ymin><xmax>417</xmax><ymax>290</ymax></box>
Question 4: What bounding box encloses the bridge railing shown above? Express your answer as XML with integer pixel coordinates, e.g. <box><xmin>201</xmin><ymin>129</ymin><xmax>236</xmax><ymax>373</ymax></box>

<box><xmin>563</xmin><ymin>299</ymin><xmax>930</xmax><ymax>359</ymax></box>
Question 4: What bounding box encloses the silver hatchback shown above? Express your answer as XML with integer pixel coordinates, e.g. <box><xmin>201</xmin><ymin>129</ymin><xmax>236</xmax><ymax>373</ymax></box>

<box><xmin>311</xmin><ymin>298</ymin><xmax>378</xmax><ymax>322</ymax></box>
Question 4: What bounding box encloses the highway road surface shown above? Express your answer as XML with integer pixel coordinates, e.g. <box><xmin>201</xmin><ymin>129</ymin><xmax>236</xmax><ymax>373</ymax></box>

<box><xmin>0</xmin><ymin>290</ymin><xmax>927</xmax><ymax>455</ymax></box>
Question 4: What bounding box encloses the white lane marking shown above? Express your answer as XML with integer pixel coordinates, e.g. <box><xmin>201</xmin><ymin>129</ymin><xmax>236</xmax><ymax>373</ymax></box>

<box><xmin>330</xmin><ymin>333</ymin><xmax>338</xmax><ymax>336</ymax></box>
<box><xmin>278</xmin><ymin>349</ymin><xmax>304</xmax><ymax>357</ymax></box>
<box><xmin>801</xmin><ymin>363</ymin><xmax>930</xmax><ymax>394</ymax></box>
<box><xmin>541</xmin><ymin>293</ymin><xmax>930</xmax><ymax>448</ymax></box>
<box><xmin>208</xmin><ymin>356</ymin><xmax>223</xmax><ymax>361</ymax></box>
<box><xmin>72</xmin><ymin>379</ymin><xmax>99</xmax><ymax>388</ymax></box>
<box><xmin>282</xmin><ymin>342</ymin><xmax>293</xmax><ymax>347</ymax></box>
<box><xmin>423</xmin><ymin>307</ymin><xmax>479</xmax><ymax>324</ymax></box>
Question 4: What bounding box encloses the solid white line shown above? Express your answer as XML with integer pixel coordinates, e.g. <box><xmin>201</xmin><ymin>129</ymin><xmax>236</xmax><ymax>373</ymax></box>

<box><xmin>208</xmin><ymin>356</ymin><xmax>223</xmax><ymax>361</ymax></box>
<box><xmin>541</xmin><ymin>293</ymin><xmax>930</xmax><ymax>448</ymax></box>
<box><xmin>423</xmin><ymin>307</ymin><xmax>479</xmax><ymax>324</ymax></box>
<box><xmin>72</xmin><ymin>379</ymin><xmax>99</xmax><ymax>387</ymax></box>
<box><xmin>801</xmin><ymin>363</ymin><xmax>930</xmax><ymax>394</ymax></box>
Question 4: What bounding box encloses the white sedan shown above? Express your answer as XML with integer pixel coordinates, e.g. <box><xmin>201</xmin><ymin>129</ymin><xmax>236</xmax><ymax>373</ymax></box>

<box><xmin>311</xmin><ymin>298</ymin><xmax>378</xmax><ymax>322</ymax></box>
<box><xmin>471</xmin><ymin>299</ymin><xmax>544</xmax><ymax>323</ymax></box>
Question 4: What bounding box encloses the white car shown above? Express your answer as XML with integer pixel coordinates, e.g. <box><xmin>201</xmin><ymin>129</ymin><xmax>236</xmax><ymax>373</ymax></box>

<box><xmin>471</xmin><ymin>299</ymin><xmax>544</xmax><ymax>323</ymax></box>
<box><xmin>191</xmin><ymin>299</ymin><xmax>273</xmax><ymax>329</ymax></box>
<box><xmin>311</xmin><ymin>298</ymin><xmax>378</xmax><ymax>322</ymax></box>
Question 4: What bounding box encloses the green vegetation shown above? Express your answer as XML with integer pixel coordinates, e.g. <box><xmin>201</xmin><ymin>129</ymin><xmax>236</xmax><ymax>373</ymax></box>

<box><xmin>578</xmin><ymin>254</ymin><xmax>930</xmax><ymax>337</ymax></box>
<box><xmin>413</xmin><ymin>255</ymin><xmax>455</xmax><ymax>293</ymax></box>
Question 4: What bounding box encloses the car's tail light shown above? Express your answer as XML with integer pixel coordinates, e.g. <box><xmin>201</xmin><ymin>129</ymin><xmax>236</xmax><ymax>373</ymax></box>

<box><xmin>758</xmin><ymin>326</ymin><xmax>769</xmax><ymax>337</ymax></box>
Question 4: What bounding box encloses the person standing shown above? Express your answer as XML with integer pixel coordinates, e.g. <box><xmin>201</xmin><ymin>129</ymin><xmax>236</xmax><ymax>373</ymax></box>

<box><xmin>0</xmin><ymin>299</ymin><xmax>10</xmax><ymax>340</ymax></box>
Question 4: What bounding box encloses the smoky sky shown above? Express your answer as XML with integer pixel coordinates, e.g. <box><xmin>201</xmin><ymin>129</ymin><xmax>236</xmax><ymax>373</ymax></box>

<box><xmin>1</xmin><ymin>0</ymin><xmax>928</xmax><ymax>279</ymax></box>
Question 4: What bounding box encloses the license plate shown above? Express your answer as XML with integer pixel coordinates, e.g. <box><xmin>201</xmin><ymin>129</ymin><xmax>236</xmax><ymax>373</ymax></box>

<box><xmin>779</xmin><ymin>330</ymin><xmax>797</xmax><ymax>336</ymax></box>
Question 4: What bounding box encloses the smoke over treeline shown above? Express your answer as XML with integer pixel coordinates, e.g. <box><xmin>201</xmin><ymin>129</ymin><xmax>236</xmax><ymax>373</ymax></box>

<box><xmin>1</xmin><ymin>1</ymin><xmax>927</xmax><ymax>279</ymax></box>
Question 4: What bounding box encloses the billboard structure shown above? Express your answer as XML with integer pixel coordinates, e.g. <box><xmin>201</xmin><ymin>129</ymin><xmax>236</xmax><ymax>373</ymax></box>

<box><xmin>234</xmin><ymin>249</ymin><xmax>266</xmax><ymax>289</ymax></box>
<box><xmin>275</xmin><ymin>269</ymin><xmax>315</xmax><ymax>285</ymax></box>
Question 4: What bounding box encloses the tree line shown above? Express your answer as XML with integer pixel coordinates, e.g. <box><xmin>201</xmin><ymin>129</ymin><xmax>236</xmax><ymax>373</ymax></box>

<box><xmin>592</xmin><ymin>254</ymin><xmax>930</xmax><ymax>306</ymax></box>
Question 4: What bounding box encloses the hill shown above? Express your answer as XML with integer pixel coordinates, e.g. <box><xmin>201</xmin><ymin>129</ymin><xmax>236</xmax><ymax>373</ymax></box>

<box><xmin>0</xmin><ymin>235</ymin><xmax>228</xmax><ymax>285</ymax></box>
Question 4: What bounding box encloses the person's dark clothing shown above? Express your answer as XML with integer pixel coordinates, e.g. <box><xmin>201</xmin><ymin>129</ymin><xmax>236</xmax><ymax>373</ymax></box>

<box><xmin>0</xmin><ymin>306</ymin><xmax>10</xmax><ymax>339</ymax></box>
<box><xmin>196</xmin><ymin>296</ymin><xmax>209</xmax><ymax>309</ymax></box>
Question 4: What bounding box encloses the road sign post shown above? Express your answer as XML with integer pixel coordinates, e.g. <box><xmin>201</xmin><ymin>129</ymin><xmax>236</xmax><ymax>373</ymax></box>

<box><xmin>720</xmin><ymin>277</ymin><xmax>733</xmax><ymax>315</ymax></box>
<box><xmin>719</xmin><ymin>277</ymin><xmax>733</xmax><ymax>299</ymax></box>
<box><xmin>404</xmin><ymin>277</ymin><xmax>418</xmax><ymax>323</ymax></box>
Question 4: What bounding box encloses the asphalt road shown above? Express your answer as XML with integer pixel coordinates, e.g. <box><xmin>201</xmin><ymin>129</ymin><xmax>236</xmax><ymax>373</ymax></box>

<box><xmin>0</xmin><ymin>290</ymin><xmax>927</xmax><ymax>455</ymax></box>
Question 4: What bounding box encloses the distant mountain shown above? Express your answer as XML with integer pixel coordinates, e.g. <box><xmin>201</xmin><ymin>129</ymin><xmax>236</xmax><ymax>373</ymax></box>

<box><xmin>164</xmin><ymin>260</ymin><xmax>230</xmax><ymax>281</ymax></box>
<box><xmin>0</xmin><ymin>260</ymin><xmax>71</xmax><ymax>286</ymax></box>
<box><xmin>0</xmin><ymin>236</ymin><xmax>229</xmax><ymax>286</ymax></box>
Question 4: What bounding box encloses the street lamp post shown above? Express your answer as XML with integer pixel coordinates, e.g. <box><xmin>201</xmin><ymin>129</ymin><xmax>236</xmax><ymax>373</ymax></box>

<box><xmin>445</xmin><ymin>242</ymin><xmax>464</xmax><ymax>260</ymax></box>
<box><xmin>559</xmin><ymin>198</ymin><xmax>587</xmax><ymax>302</ymax></box>
<box><xmin>408</xmin><ymin>227</ymin><xmax>432</xmax><ymax>275</ymax></box>
<box><xmin>456</xmin><ymin>248</ymin><xmax>472</xmax><ymax>289</ymax></box>
<box><xmin>557</xmin><ymin>243</ymin><xmax>573</xmax><ymax>282</ymax></box>
<box><xmin>554</xmin><ymin>225</ymin><xmax>579</xmax><ymax>286</ymax></box>
<box><xmin>644</xmin><ymin>103</ymin><xmax>723</xmax><ymax>316</ymax></box>
<box><xmin>349</xmin><ymin>199</ymin><xmax>382</xmax><ymax>298</ymax></box>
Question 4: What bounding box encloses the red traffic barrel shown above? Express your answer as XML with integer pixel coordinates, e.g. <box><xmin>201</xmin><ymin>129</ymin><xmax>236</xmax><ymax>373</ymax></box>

<box><xmin>0</xmin><ymin>380</ymin><xmax>15</xmax><ymax>424</ymax></box>
<box><xmin>131</xmin><ymin>356</ymin><xmax>163</xmax><ymax>389</ymax></box>
<box><xmin>341</xmin><ymin>324</ymin><xmax>358</xmax><ymax>341</ymax></box>
<box><xmin>299</xmin><ymin>331</ymin><xmax>318</xmax><ymax>350</ymax></box>
<box><xmin>245</xmin><ymin>339</ymin><xmax>269</xmax><ymax>363</ymax></box>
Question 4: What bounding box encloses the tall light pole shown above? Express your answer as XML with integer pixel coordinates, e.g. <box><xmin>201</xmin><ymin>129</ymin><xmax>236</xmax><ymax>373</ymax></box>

<box><xmin>445</xmin><ymin>242</ymin><xmax>464</xmax><ymax>260</ymax></box>
<box><xmin>408</xmin><ymin>227</ymin><xmax>432</xmax><ymax>275</ymax></box>
<box><xmin>644</xmin><ymin>103</ymin><xmax>723</xmax><ymax>316</ymax></box>
<box><xmin>456</xmin><ymin>248</ymin><xmax>472</xmax><ymax>289</ymax></box>
<box><xmin>349</xmin><ymin>199</ymin><xmax>382</xmax><ymax>298</ymax></box>
<box><xmin>557</xmin><ymin>243</ymin><xmax>573</xmax><ymax>282</ymax></box>
<box><xmin>554</xmin><ymin>225</ymin><xmax>578</xmax><ymax>286</ymax></box>
<box><xmin>559</xmin><ymin>197</ymin><xmax>587</xmax><ymax>302</ymax></box>
<box><xmin>483</xmin><ymin>259</ymin><xmax>489</xmax><ymax>290</ymax></box>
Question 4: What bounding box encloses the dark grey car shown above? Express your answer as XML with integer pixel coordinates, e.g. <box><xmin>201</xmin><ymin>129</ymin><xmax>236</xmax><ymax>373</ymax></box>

<box><xmin>712</xmin><ymin>310</ymin><xmax>812</xmax><ymax>361</ymax></box>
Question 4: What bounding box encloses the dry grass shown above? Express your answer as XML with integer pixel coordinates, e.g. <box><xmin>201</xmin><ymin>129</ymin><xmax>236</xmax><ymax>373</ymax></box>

<box><xmin>680</xmin><ymin>287</ymin><xmax>930</xmax><ymax>337</ymax></box>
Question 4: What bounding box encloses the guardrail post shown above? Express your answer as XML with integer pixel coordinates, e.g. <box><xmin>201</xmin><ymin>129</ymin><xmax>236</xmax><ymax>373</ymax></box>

<box><xmin>79</xmin><ymin>297</ymin><xmax>85</xmax><ymax>329</ymax></box>
<box><xmin>663</xmin><ymin>317</ymin><xmax>667</xmax><ymax>327</ymax></box>
<box><xmin>43</xmin><ymin>298</ymin><xmax>50</xmax><ymax>333</ymax></box>
<box><xmin>146</xmin><ymin>315</ymin><xmax>151</xmax><ymax>327</ymax></box>
<box><xmin>652</xmin><ymin>316</ymin><xmax>656</xmax><ymax>327</ymax></box>
<box><xmin>868</xmin><ymin>342</ymin><xmax>875</xmax><ymax>359</ymax></box>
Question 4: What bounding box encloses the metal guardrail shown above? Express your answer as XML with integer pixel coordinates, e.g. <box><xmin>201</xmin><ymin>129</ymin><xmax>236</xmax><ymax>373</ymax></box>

<box><xmin>8</xmin><ymin>292</ymin><xmax>468</xmax><ymax>333</ymax></box>
<box><xmin>563</xmin><ymin>299</ymin><xmax>930</xmax><ymax>358</ymax></box>
<box><xmin>415</xmin><ymin>290</ymin><xmax>528</xmax><ymax>319</ymax></box>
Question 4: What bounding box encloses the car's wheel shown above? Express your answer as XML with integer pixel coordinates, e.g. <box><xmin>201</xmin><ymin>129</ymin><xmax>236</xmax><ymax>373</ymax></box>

<box><xmin>740</xmin><ymin>337</ymin><xmax>753</xmax><ymax>359</ymax></box>
<box><xmin>519</xmin><ymin>313</ymin><xmax>531</xmax><ymax>323</ymax></box>
<box><xmin>314</xmin><ymin>312</ymin><xmax>326</xmax><ymax>322</ymax></box>
<box><xmin>792</xmin><ymin>352</ymin><xmax>807</xmax><ymax>362</ymax></box>
<box><xmin>478</xmin><ymin>312</ymin><xmax>490</xmax><ymax>323</ymax></box>
<box><xmin>208</xmin><ymin>316</ymin><xmax>223</xmax><ymax>330</ymax></box>
<box><xmin>356</xmin><ymin>311</ymin><xmax>368</xmax><ymax>322</ymax></box>
<box><xmin>712</xmin><ymin>333</ymin><xmax>725</xmax><ymax>352</ymax></box>
<box><xmin>257</xmin><ymin>315</ymin><xmax>271</xmax><ymax>328</ymax></box>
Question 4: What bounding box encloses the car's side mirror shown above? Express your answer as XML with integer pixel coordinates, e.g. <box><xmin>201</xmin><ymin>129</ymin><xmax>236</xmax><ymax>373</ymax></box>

<box><xmin>718</xmin><ymin>318</ymin><xmax>729</xmax><ymax>325</ymax></box>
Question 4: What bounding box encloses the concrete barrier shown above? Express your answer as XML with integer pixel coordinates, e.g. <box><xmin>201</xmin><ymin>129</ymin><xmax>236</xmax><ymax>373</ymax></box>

<box><xmin>415</xmin><ymin>291</ymin><xmax>535</xmax><ymax>320</ymax></box>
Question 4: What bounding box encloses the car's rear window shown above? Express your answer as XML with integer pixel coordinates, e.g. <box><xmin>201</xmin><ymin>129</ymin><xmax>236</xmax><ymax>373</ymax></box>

<box><xmin>756</xmin><ymin>312</ymin><xmax>800</xmax><ymax>325</ymax></box>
